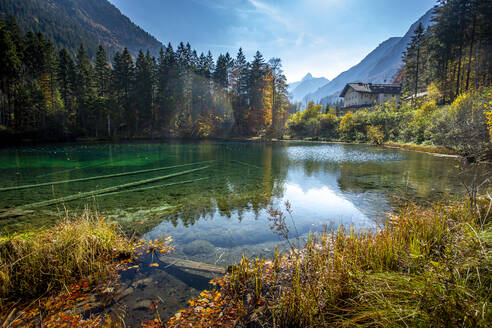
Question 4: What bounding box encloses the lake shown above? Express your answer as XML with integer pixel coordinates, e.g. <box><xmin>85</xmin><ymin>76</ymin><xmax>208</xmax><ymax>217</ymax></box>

<box><xmin>0</xmin><ymin>140</ymin><xmax>475</xmax><ymax>323</ymax></box>
<box><xmin>0</xmin><ymin>140</ymin><xmax>467</xmax><ymax>264</ymax></box>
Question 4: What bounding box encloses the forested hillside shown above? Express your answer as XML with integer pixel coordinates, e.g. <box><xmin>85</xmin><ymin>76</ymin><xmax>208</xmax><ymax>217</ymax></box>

<box><xmin>402</xmin><ymin>0</ymin><xmax>492</xmax><ymax>101</ymax></box>
<box><xmin>0</xmin><ymin>16</ymin><xmax>292</xmax><ymax>142</ymax></box>
<box><xmin>0</xmin><ymin>0</ymin><xmax>162</xmax><ymax>58</ymax></box>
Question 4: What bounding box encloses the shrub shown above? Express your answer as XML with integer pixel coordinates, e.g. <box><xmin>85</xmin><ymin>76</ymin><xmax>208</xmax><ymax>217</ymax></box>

<box><xmin>338</xmin><ymin>111</ymin><xmax>356</xmax><ymax>141</ymax></box>
<box><xmin>367</xmin><ymin>125</ymin><xmax>384</xmax><ymax>144</ymax></box>
<box><xmin>287</xmin><ymin>102</ymin><xmax>334</xmax><ymax>138</ymax></box>
<box><xmin>319</xmin><ymin>113</ymin><xmax>338</xmax><ymax>139</ymax></box>
<box><xmin>427</xmin><ymin>89</ymin><xmax>490</xmax><ymax>159</ymax></box>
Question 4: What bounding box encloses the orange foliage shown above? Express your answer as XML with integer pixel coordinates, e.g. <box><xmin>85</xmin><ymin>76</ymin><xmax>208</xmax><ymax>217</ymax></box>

<box><xmin>165</xmin><ymin>278</ymin><xmax>242</xmax><ymax>328</ymax></box>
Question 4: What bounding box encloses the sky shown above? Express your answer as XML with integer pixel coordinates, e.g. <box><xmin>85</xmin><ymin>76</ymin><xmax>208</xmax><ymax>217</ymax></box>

<box><xmin>108</xmin><ymin>0</ymin><xmax>435</xmax><ymax>83</ymax></box>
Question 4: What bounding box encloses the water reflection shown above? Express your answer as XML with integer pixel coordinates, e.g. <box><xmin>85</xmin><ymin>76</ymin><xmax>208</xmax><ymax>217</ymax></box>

<box><xmin>0</xmin><ymin>141</ymin><xmax>468</xmax><ymax>262</ymax></box>
<box><xmin>142</xmin><ymin>142</ymin><xmax>462</xmax><ymax>265</ymax></box>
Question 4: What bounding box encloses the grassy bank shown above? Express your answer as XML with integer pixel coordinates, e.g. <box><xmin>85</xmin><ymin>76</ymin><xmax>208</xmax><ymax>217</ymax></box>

<box><xmin>281</xmin><ymin>137</ymin><xmax>458</xmax><ymax>157</ymax></box>
<box><xmin>382</xmin><ymin>141</ymin><xmax>457</xmax><ymax>156</ymax></box>
<box><xmin>169</xmin><ymin>201</ymin><xmax>491</xmax><ymax>327</ymax></box>
<box><xmin>0</xmin><ymin>210</ymin><xmax>135</xmax><ymax>301</ymax></box>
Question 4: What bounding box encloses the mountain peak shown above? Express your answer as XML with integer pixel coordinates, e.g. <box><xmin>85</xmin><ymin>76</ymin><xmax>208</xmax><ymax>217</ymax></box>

<box><xmin>302</xmin><ymin>73</ymin><xmax>313</xmax><ymax>81</ymax></box>
<box><xmin>288</xmin><ymin>74</ymin><xmax>329</xmax><ymax>103</ymax></box>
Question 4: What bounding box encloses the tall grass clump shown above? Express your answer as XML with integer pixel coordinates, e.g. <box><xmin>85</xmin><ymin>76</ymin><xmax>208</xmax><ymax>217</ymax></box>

<box><xmin>226</xmin><ymin>201</ymin><xmax>491</xmax><ymax>327</ymax></box>
<box><xmin>0</xmin><ymin>210</ymin><xmax>135</xmax><ymax>301</ymax></box>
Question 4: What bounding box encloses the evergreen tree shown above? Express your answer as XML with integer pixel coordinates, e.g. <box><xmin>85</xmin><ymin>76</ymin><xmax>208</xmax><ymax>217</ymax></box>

<box><xmin>231</xmin><ymin>48</ymin><xmax>248</xmax><ymax>133</ymax></box>
<box><xmin>94</xmin><ymin>45</ymin><xmax>111</xmax><ymax>136</ymax></box>
<box><xmin>268</xmin><ymin>58</ymin><xmax>288</xmax><ymax>137</ymax></box>
<box><xmin>403</xmin><ymin>23</ymin><xmax>425</xmax><ymax>105</ymax></box>
<box><xmin>74</xmin><ymin>44</ymin><xmax>94</xmax><ymax>133</ymax></box>
<box><xmin>112</xmin><ymin>48</ymin><xmax>134</xmax><ymax>135</ymax></box>
<box><xmin>95</xmin><ymin>46</ymin><xmax>109</xmax><ymax>97</ymax></box>
<box><xmin>57</xmin><ymin>48</ymin><xmax>75</xmax><ymax>131</ymax></box>
<box><xmin>156</xmin><ymin>43</ymin><xmax>178</xmax><ymax>134</ymax></box>
<box><xmin>135</xmin><ymin>49</ymin><xmax>155</xmax><ymax>133</ymax></box>
<box><xmin>247</xmin><ymin>51</ymin><xmax>268</xmax><ymax>133</ymax></box>
<box><xmin>0</xmin><ymin>19</ymin><xmax>20</xmax><ymax>127</ymax></box>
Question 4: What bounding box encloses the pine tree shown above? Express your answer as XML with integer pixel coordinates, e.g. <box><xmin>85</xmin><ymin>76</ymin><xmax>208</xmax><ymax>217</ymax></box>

<box><xmin>403</xmin><ymin>22</ymin><xmax>425</xmax><ymax>106</ymax></box>
<box><xmin>268</xmin><ymin>58</ymin><xmax>288</xmax><ymax>137</ymax></box>
<box><xmin>74</xmin><ymin>44</ymin><xmax>94</xmax><ymax>133</ymax></box>
<box><xmin>135</xmin><ymin>49</ymin><xmax>155</xmax><ymax>133</ymax></box>
<box><xmin>112</xmin><ymin>48</ymin><xmax>135</xmax><ymax>136</ymax></box>
<box><xmin>157</xmin><ymin>43</ymin><xmax>178</xmax><ymax>133</ymax></box>
<box><xmin>231</xmin><ymin>48</ymin><xmax>248</xmax><ymax>133</ymax></box>
<box><xmin>95</xmin><ymin>46</ymin><xmax>109</xmax><ymax>97</ymax></box>
<box><xmin>247</xmin><ymin>51</ymin><xmax>268</xmax><ymax>133</ymax></box>
<box><xmin>57</xmin><ymin>48</ymin><xmax>76</xmax><ymax>131</ymax></box>
<box><xmin>0</xmin><ymin>20</ymin><xmax>21</xmax><ymax>127</ymax></box>
<box><xmin>94</xmin><ymin>45</ymin><xmax>111</xmax><ymax>136</ymax></box>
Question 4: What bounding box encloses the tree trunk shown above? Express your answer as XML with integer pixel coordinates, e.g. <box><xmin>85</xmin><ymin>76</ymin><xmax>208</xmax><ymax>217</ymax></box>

<box><xmin>107</xmin><ymin>113</ymin><xmax>111</xmax><ymax>137</ymax></box>
<box><xmin>465</xmin><ymin>13</ymin><xmax>476</xmax><ymax>91</ymax></box>
<box><xmin>414</xmin><ymin>46</ymin><xmax>420</xmax><ymax>107</ymax></box>
<box><xmin>455</xmin><ymin>41</ymin><xmax>463</xmax><ymax>98</ymax></box>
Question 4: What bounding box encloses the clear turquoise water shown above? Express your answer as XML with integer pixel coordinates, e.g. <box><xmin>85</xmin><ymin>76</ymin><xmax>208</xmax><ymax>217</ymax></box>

<box><xmin>0</xmin><ymin>140</ymin><xmax>467</xmax><ymax>263</ymax></box>
<box><xmin>0</xmin><ymin>140</ymin><xmax>479</xmax><ymax>323</ymax></box>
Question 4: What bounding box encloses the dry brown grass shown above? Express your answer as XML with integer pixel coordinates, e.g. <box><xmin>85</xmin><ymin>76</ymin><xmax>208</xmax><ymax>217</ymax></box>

<box><xmin>0</xmin><ymin>210</ymin><xmax>135</xmax><ymax>301</ymax></box>
<box><xmin>225</xmin><ymin>201</ymin><xmax>491</xmax><ymax>327</ymax></box>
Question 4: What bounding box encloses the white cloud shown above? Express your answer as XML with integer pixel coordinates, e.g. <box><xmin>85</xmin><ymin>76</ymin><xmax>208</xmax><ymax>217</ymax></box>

<box><xmin>295</xmin><ymin>32</ymin><xmax>305</xmax><ymax>46</ymax></box>
<box><xmin>246</xmin><ymin>0</ymin><xmax>293</xmax><ymax>30</ymax></box>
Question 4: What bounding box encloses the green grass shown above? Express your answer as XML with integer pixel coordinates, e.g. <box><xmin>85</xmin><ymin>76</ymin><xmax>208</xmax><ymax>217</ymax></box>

<box><xmin>225</xmin><ymin>201</ymin><xmax>491</xmax><ymax>327</ymax></box>
<box><xmin>0</xmin><ymin>210</ymin><xmax>135</xmax><ymax>301</ymax></box>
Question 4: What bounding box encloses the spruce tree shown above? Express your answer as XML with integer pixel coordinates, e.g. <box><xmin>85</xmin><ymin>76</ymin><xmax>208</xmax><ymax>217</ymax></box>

<box><xmin>135</xmin><ymin>49</ymin><xmax>154</xmax><ymax>132</ymax></box>
<box><xmin>75</xmin><ymin>44</ymin><xmax>94</xmax><ymax>133</ymax></box>
<box><xmin>57</xmin><ymin>48</ymin><xmax>76</xmax><ymax>130</ymax></box>
<box><xmin>0</xmin><ymin>20</ymin><xmax>20</xmax><ymax>127</ymax></box>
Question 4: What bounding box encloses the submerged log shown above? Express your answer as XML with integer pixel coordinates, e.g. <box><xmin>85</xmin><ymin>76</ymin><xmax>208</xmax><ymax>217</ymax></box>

<box><xmin>0</xmin><ymin>166</ymin><xmax>209</xmax><ymax>218</ymax></box>
<box><xmin>159</xmin><ymin>256</ymin><xmax>226</xmax><ymax>274</ymax></box>
<box><xmin>232</xmin><ymin>160</ymin><xmax>261</xmax><ymax>169</ymax></box>
<box><xmin>95</xmin><ymin>177</ymin><xmax>210</xmax><ymax>198</ymax></box>
<box><xmin>0</xmin><ymin>160</ymin><xmax>213</xmax><ymax>193</ymax></box>
<box><xmin>0</xmin><ymin>208</ymin><xmax>34</xmax><ymax>219</ymax></box>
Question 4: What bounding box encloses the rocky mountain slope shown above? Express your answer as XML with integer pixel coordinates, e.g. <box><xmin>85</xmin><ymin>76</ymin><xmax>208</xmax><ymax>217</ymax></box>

<box><xmin>304</xmin><ymin>8</ymin><xmax>435</xmax><ymax>105</ymax></box>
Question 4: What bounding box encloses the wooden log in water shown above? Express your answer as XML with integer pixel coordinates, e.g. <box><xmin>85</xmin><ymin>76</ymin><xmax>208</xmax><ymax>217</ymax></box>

<box><xmin>0</xmin><ymin>160</ymin><xmax>213</xmax><ymax>193</ymax></box>
<box><xmin>95</xmin><ymin>177</ymin><xmax>210</xmax><ymax>198</ymax></box>
<box><xmin>159</xmin><ymin>256</ymin><xmax>225</xmax><ymax>274</ymax></box>
<box><xmin>35</xmin><ymin>160</ymin><xmax>110</xmax><ymax>179</ymax></box>
<box><xmin>232</xmin><ymin>160</ymin><xmax>261</xmax><ymax>169</ymax></box>
<box><xmin>0</xmin><ymin>166</ymin><xmax>209</xmax><ymax>218</ymax></box>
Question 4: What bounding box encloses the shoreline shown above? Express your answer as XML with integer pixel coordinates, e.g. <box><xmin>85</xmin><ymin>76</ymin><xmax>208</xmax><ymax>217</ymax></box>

<box><xmin>0</xmin><ymin>136</ymin><xmax>462</xmax><ymax>159</ymax></box>
<box><xmin>273</xmin><ymin>137</ymin><xmax>461</xmax><ymax>158</ymax></box>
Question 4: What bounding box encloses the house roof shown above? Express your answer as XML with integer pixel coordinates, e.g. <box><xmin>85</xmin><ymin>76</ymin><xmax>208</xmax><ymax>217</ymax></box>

<box><xmin>340</xmin><ymin>83</ymin><xmax>402</xmax><ymax>98</ymax></box>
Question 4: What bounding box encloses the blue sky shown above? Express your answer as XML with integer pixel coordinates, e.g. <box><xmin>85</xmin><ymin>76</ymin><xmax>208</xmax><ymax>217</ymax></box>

<box><xmin>108</xmin><ymin>0</ymin><xmax>435</xmax><ymax>83</ymax></box>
